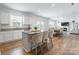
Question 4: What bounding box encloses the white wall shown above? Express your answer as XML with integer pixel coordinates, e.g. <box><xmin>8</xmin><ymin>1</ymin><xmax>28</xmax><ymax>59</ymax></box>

<box><xmin>23</xmin><ymin>13</ymin><xmax>51</xmax><ymax>31</ymax></box>
<box><xmin>0</xmin><ymin>5</ymin><xmax>52</xmax><ymax>43</ymax></box>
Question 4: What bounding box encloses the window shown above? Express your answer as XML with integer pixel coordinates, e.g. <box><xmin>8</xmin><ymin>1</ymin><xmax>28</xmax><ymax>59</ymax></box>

<box><xmin>36</xmin><ymin>21</ymin><xmax>41</xmax><ymax>30</ymax></box>
<box><xmin>31</xmin><ymin>20</ymin><xmax>44</xmax><ymax>31</ymax></box>
<box><xmin>10</xmin><ymin>15</ymin><xmax>24</xmax><ymax>28</ymax></box>
<box><xmin>40</xmin><ymin>21</ymin><xmax>44</xmax><ymax>31</ymax></box>
<box><xmin>49</xmin><ymin>21</ymin><xmax>54</xmax><ymax>28</ymax></box>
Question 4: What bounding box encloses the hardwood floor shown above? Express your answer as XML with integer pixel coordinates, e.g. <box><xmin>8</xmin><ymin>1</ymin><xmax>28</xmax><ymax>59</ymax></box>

<box><xmin>0</xmin><ymin>33</ymin><xmax>79</xmax><ymax>55</ymax></box>
<box><xmin>0</xmin><ymin>40</ymin><xmax>25</xmax><ymax>55</ymax></box>
<box><xmin>45</xmin><ymin>33</ymin><xmax>79</xmax><ymax>55</ymax></box>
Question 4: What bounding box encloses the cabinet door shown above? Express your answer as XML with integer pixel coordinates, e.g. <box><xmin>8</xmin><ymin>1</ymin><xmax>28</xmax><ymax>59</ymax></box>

<box><xmin>18</xmin><ymin>30</ymin><xmax>23</xmax><ymax>39</ymax></box>
<box><xmin>0</xmin><ymin>32</ymin><xmax>10</xmax><ymax>43</ymax></box>
<box><xmin>7</xmin><ymin>31</ymin><xmax>13</xmax><ymax>41</ymax></box>
<box><xmin>0</xmin><ymin>33</ymin><xmax>4</xmax><ymax>42</ymax></box>
<box><xmin>22</xmin><ymin>33</ymin><xmax>31</xmax><ymax>52</ymax></box>
<box><xmin>23</xmin><ymin>16</ymin><xmax>29</xmax><ymax>24</ymax></box>
<box><xmin>13</xmin><ymin>30</ymin><xmax>23</xmax><ymax>40</ymax></box>
<box><xmin>4</xmin><ymin>31</ymin><xmax>13</xmax><ymax>42</ymax></box>
<box><xmin>4</xmin><ymin>32</ymin><xmax>10</xmax><ymax>41</ymax></box>
<box><xmin>0</xmin><ymin>12</ymin><xmax>9</xmax><ymax>24</ymax></box>
<box><xmin>13</xmin><ymin>31</ymin><xmax>19</xmax><ymax>40</ymax></box>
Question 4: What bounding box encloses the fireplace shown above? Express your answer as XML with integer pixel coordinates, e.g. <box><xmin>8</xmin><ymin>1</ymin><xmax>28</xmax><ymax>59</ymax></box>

<box><xmin>63</xmin><ymin>28</ymin><xmax>67</xmax><ymax>31</ymax></box>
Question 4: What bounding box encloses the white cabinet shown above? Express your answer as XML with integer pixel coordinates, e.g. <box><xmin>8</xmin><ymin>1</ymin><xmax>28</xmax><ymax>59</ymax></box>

<box><xmin>23</xmin><ymin>16</ymin><xmax>29</xmax><ymax>24</ymax></box>
<box><xmin>0</xmin><ymin>30</ymin><xmax>23</xmax><ymax>43</ymax></box>
<box><xmin>22</xmin><ymin>32</ymin><xmax>31</xmax><ymax>52</ymax></box>
<box><xmin>13</xmin><ymin>31</ymin><xmax>19</xmax><ymax>40</ymax></box>
<box><xmin>0</xmin><ymin>32</ymin><xmax>4</xmax><ymax>42</ymax></box>
<box><xmin>18</xmin><ymin>30</ymin><xmax>23</xmax><ymax>39</ymax></box>
<box><xmin>13</xmin><ymin>30</ymin><xmax>23</xmax><ymax>40</ymax></box>
<box><xmin>4</xmin><ymin>32</ymin><xmax>9</xmax><ymax>42</ymax></box>
<box><xmin>0</xmin><ymin>31</ymin><xmax>13</xmax><ymax>42</ymax></box>
<box><xmin>0</xmin><ymin>12</ymin><xmax>10</xmax><ymax>24</ymax></box>
<box><xmin>4</xmin><ymin>31</ymin><xmax>13</xmax><ymax>42</ymax></box>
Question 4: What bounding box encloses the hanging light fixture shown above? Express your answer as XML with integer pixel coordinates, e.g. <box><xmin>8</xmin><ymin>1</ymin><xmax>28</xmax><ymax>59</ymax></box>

<box><xmin>71</xmin><ymin>3</ymin><xmax>74</xmax><ymax>5</ymax></box>
<box><xmin>72</xmin><ymin>20</ymin><xmax>75</xmax><ymax>23</ymax></box>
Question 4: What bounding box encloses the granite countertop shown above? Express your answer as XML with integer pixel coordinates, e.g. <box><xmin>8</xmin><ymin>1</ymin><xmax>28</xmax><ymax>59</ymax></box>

<box><xmin>0</xmin><ymin>28</ymin><xmax>29</xmax><ymax>32</ymax></box>
<box><xmin>22</xmin><ymin>30</ymin><xmax>48</xmax><ymax>35</ymax></box>
<box><xmin>22</xmin><ymin>31</ymin><xmax>41</xmax><ymax>35</ymax></box>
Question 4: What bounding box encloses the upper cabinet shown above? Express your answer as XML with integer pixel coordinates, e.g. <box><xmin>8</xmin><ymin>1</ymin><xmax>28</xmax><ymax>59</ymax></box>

<box><xmin>23</xmin><ymin>16</ymin><xmax>30</xmax><ymax>24</ymax></box>
<box><xmin>0</xmin><ymin>12</ymin><xmax>10</xmax><ymax>24</ymax></box>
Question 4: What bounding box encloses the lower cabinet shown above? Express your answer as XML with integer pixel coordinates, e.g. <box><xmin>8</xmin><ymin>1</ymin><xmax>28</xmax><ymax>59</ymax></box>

<box><xmin>13</xmin><ymin>31</ymin><xmax>19</xmax><ymax>40</ymax></box>
<box><xmin>13</xmin><ymin>30</ymin><xmax>23</xmax><ymax>40</ymax></box>
<box><xmin>0</xmin><ymin>32</ymin><xmax>4</xmax><ymax>42</ymax></box>
<box><xmin>0</xmin><ymin>30</ymin><xmax>23</xmax><ymax>43</ymax></box>
<box><xmin>4</xmin><ymin>31</ymin><xmax>13</xmax><ymax>42</ymax></box>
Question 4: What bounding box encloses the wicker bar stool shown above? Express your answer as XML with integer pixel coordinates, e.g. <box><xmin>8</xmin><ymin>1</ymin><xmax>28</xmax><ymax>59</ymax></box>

<box><xmin>31</xmin><ymin>32</ymin><xmax>43</xmax><ymax>55</ymax></box>
<box><xmin>41</xmin><ymin>31</ymin><xmax>49</xmax><ymax>54</ymax></box>
<box><xmin>48</xmin><ymin>28</ymin><xmax>54</xmax><ymax>49</ymax></box>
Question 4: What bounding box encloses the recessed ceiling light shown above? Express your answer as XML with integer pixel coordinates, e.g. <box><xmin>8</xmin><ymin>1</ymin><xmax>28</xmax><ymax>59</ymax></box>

<box><xmin>51</xmin><ymin>4</ymin><xmax>55</xmax><ymax>7</ymax></box>
<box><xmin>60</xmin><ymin>17</ymin><xmax>64</xmax><ymax>19</ymax></box>
<box><xmin>38</xmin><ymin>10</ymin><xmax>41</xmax><ymax>12</ymax></box>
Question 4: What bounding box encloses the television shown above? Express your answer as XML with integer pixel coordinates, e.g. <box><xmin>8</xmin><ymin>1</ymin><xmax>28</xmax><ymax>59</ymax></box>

<box><xmin>61</xmin><ymin>22</ymin><xmax>69</xmax><ymax>26</ymax></box>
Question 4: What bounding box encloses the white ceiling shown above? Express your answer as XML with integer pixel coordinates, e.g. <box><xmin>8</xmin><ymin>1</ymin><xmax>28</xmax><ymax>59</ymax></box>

<box><xmin>1</xmin><ymin>3</ymin><xmax>79</xmax><ymax>22</ymax></box>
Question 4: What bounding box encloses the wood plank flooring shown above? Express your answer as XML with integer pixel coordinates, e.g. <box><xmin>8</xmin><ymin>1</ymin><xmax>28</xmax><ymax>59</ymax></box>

<box><xmin>0</xmin><ymin>33</ymin><xmax>79</xmax><ymax>55</ymax></box>
<box><xmin>45</xmin><ymin>33</ymin><xmax>79</xmax><ymax>55</ymax></box>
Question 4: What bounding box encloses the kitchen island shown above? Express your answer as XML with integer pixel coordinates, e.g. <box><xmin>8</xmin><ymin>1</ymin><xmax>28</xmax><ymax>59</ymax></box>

<box><xmin>22</xmin><ymin>31</ymin><xmax>42</xmax><ymax>54</ymax></box>
<box><xmin>22</xmin><ymin>28</ymin><xmax>63</xmax><ymax>54</ymax></box>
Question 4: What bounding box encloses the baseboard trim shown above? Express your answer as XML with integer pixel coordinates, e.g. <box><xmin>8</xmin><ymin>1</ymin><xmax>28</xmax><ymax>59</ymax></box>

<box><xmin>0</xmin><ymin>39</ymin><xmax>22</xmax><ymax>45</ymax></box>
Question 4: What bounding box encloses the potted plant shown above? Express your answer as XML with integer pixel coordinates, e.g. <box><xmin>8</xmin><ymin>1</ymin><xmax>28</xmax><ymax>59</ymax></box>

<box><xmin>34</xmin><ymin>26</ymin><xmax>38</xmax><ymax>30</ymax></box>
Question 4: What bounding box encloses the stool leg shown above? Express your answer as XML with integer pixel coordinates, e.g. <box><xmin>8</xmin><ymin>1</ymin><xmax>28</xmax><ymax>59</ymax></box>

<box><xmin>32</xmin><ymin>48</ymin><xmax>37</xmax><ymax>55</ymax></box>
<box><xmin>48</xmin><ymin>38</ymin><xmax>53</xmax><ymax>49</ymax></box>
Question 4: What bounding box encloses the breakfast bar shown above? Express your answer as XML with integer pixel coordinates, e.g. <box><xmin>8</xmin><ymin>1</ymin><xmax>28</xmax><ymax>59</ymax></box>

<box><xmin>22</xmin><ymin>31</ymin><xmax>43</xmax><ymax>54</ymax></box>
<box><xmin>22</xmin><ymin>29</ymin><xmax>53</xmax><ymax>54</ymax></box>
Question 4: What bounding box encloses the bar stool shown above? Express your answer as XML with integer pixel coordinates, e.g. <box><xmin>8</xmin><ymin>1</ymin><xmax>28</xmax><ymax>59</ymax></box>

<box><xmin>48</xmin><ymin>28</ymin><xmax>54</xmax><ymax>49</ymax></box>
<box><xmin>42</xmin><ymin>31</ymin><xmax>49</xmax><ymax>54</ymax></box>
<box><xmin>31</xmin><ymin>32</ymin><xmax>43</xmax><ymax>55</ymax></box>
<box><xmin>37</xmin><ymin>32</ymin><xmax>43</xmax><ymax>55</ymax></box>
